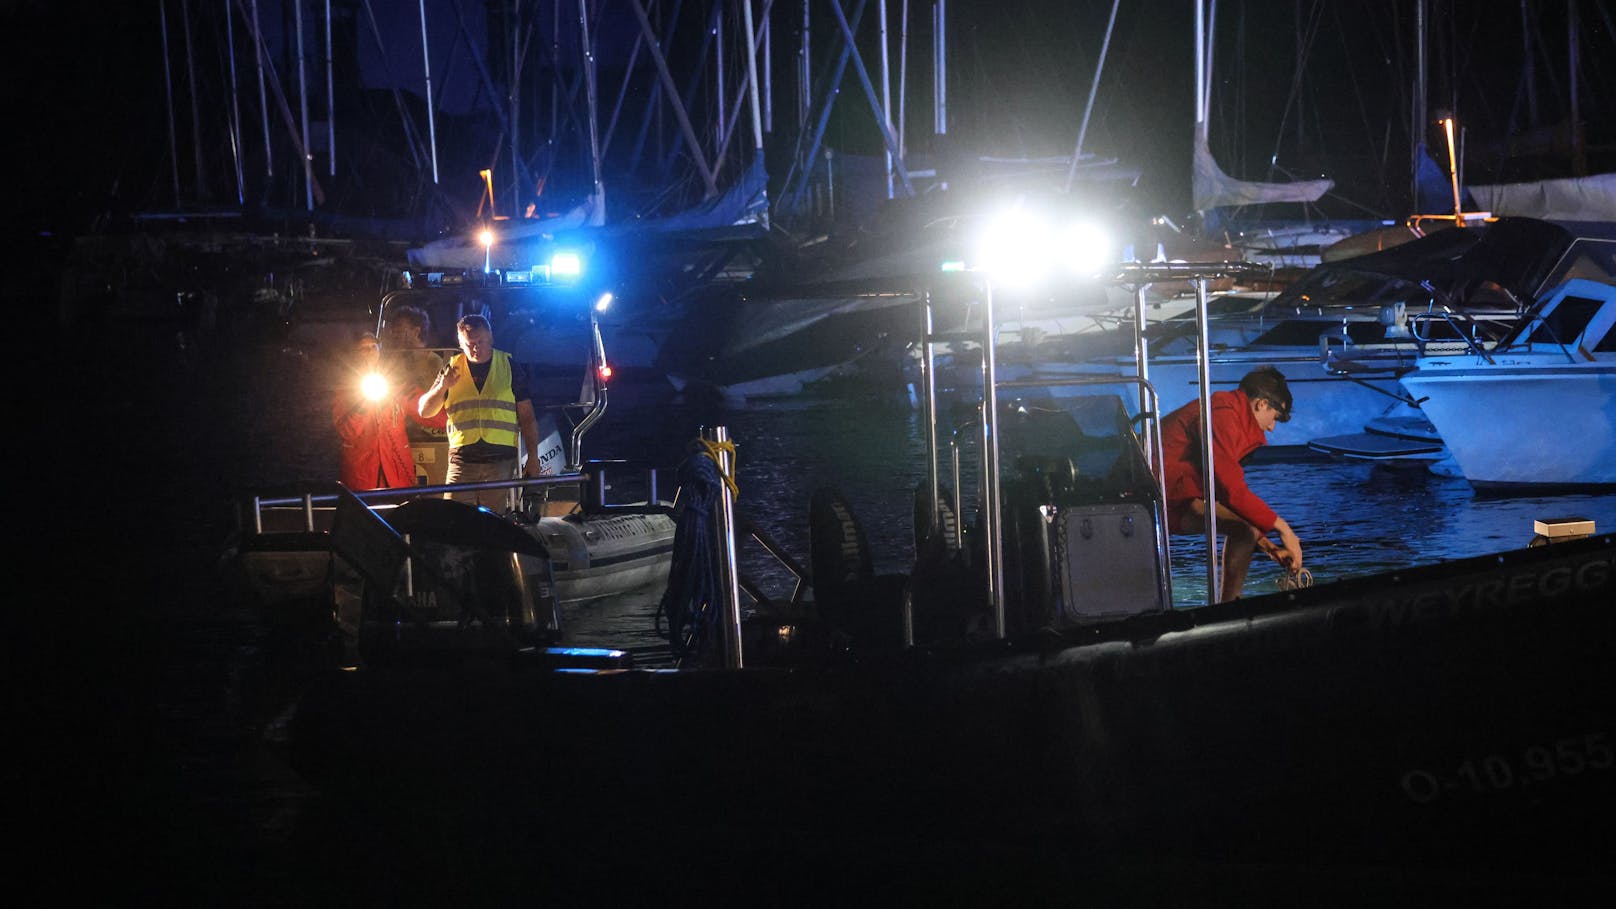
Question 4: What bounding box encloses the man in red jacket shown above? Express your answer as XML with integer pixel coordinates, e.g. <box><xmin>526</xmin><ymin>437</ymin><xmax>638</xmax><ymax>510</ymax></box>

<box><xmin>332</xmin><ymin>332</ymin><xmax>417</xmax><ymax>490</ymax></box>
<box><xmin>1159</xmin><ymin>365</ymin><xmax>1302</xmax><ymax>601</ymax></box>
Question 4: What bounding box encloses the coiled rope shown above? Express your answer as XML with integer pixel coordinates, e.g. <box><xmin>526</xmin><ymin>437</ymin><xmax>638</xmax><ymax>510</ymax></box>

<box><xmin>654</xmin><ymin>438</ymin><xmax>739</xmax><ymax>664</ymax></box>
<box><xmin>695</xmin><ymin>438</ymin><xmax>739</xmax><ymax>499</ymax></box>
<box><xmin>1258</xmin><ymin>537</ymin><xmax>1313</xmax><ymax>591</ymax></box>
<box><xmin>1277</xmin><ymin>567</ymin><xmax>1314</xmax><ymax>591</ymax></box>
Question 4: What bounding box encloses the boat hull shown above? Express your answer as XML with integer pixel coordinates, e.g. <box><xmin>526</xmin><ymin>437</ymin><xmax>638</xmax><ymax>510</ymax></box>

<box><xmin>1402</xmin><ymin>362</ymin><xmax>1616</xmax><ymax>487</ymax></box>
<box><xmin>996</xmin><ymin>351</ymin><xmax>1413</xmax><ymax>450</ymax></box>
<box><xmin>531</xmin><ymin>512</ymin><xmax>676</xmax><ymax>603</ymax></box>
<box><xmin>231</xmin><ymin>508</ymin><xmax>675</xmax><ymax>636</ymax></box>
<box><xmin>287</xmin><ymin>534</ymin><xmax>1616</xmax><ymax>880</ymax></box>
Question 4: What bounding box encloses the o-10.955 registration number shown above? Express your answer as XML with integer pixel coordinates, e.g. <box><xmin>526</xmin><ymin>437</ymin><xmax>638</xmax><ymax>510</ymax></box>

<box><xmin>1399</xmin><ymin>732</ymin><xmax>1613</xmax><ymax>804</ymax></box>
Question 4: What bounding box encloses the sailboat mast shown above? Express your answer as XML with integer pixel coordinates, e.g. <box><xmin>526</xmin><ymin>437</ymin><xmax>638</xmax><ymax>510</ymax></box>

<box><xmin>180</xmin><ymin>0</ymin><xmax>206</xmax><ymax>199</ymax></box>
<box><xmin>1206</xmin><ymin>0</ymin><xmax>1217</xmax><ymax>136</ymax></box>
<box><xmin>511</xmin><ymin>0</ymin><xmax>520</xmax><ymax>217</ymax></box>
<box><xmin>1194</xmin><ymin>0</ymin><xmax>1206</xmax><ymax>138</ymax></box>
<box><xmin>933</xmin><ymin>0</ymin><xmax>945</xmax><ymax>135</ymax></box>
<box><xmin>799</xmin><ymin>0</ymin><xmax>810</xmax><ymax>131</ymax></box>
<box><xmin>1412</xmin><ymin>0</ymin><xmax>1426</xmax><ymax>210</ymax></box>
<box><xmin>716</xmin><ymin>6</ymin><xmax>726</xmax><ymax>152</ymax></box>
<box><xmin>742</xmin><ymin>0</ymin><xmax>765</xmax><ymax>152</ymax></box>
<box><xmin>880</xmin><ymin>0</ymin><xmax>893</xmax><ymax>199</ymax></box>
<box><xmin>1569</xmin><ymin>0</ymin><xmax>1585</xmax><ymax>176</ymax></box>
<box><xmin>763</xmin><ymin>6</ymin><xmax>772</xmax><ymax>133</ymax></box>
<box><xmin>898</xmin><ymin>0</ymin><xmax>908</xmax><ymax>163</ymax></box>
<box><xmin>250</xmin><ymin>0</ymin><xmax>273</xmax><ymax>178</ymax></box>
<box><xmin>419</xmin><ymin>0</ymin><xmax>441</xmax><ymax>184</ymax></box>
<box><xmin>294</xmin><ymin>0</ymin><xmax>314</xmax><ymax>209</ymax></box>
<box><xmin>159</xmin><ymin>0</ymin><xmax>182</xmax><ymax>205</ymax></box>
<box><xmin>225</xmin><ymin>0</ymin><xmax>246</xmax><ymax>205</ymax></box>
<box><xmin>577</xmin><ymin>0</ymin><xmax>605</xmax><ymax>220</ymax></box>
<box><xmin>325</xmin><ymin>0</ymin><xmax>335</xmax><ymax>177</ymax></box>
<box><xmin>630</xmin><ymin>0</ymin><xmax>720</xmax><ymax>197</ymax></box>
<box><xmin>827</xmin><ymin>0</ymin><xmax>913</xmax><ymax>195</ymax></box>
<box><xmin>1064</xmin><ymin>0</ymin><xmax>1119</xmax><ymax>193</ymax></box>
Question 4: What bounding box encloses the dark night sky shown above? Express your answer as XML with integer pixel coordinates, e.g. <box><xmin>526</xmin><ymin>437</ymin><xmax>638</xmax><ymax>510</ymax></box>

<box><xmin>4</xmin><ymin>1</ymin><xmax>1611</xmax><ymax>239</ymax></box>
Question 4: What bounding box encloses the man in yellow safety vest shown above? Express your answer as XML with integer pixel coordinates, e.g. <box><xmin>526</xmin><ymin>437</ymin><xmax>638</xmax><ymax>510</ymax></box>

<box><xmin>418</xmin><ymin>313</ymin><xmax>544</xmax><ymax>509</ymax></box>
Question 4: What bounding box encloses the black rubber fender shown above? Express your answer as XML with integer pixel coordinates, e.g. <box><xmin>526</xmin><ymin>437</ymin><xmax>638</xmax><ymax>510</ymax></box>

<box><xmin>912</xmin><ymin>481</ymin><xmax>961</xmax><ymax>559</ymax></box>
<box><xmin>809</xmin><ymin>486</ymin><xmax>874</xmax><ymax>629</ymax></box>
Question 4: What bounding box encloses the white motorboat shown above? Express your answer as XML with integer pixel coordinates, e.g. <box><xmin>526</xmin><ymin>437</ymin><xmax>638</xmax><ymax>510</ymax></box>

<box><xmin>1400</xmin><ymin>278</ymin><xmax>1616</xmax><ymax>488</ymax></box>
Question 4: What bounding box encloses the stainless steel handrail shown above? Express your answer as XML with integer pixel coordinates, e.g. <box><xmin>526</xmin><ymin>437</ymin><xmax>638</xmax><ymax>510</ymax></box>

<box><xmin>1408</xmin><ymin>309</ymin><xmax>1497</xmax><ymax>363</ymax></box>
<box><xmin>708</xmin><ymin>425</ymin><xmax>744</xmax><ymax>669</ymax></box>
<box><xmin>251</xmin><ymin>473</ymin><xmax>588</xmax><ymax>533</ymax></box>
<box><xmin>946</xmin><ymin>262</ymin><xmax>1259</xmax><ymax>625</ymax></box>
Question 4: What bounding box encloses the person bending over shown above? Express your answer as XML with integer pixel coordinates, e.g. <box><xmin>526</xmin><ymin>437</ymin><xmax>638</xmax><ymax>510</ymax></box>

<box><xmin>1160</xmin><ymin>365</ymin><xmax>1302</xmax><ymax>601</ymax></box>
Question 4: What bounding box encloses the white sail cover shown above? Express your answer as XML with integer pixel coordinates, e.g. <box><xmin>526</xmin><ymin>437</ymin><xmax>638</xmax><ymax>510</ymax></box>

<box><xmin>1192</xmin><ymin>135</ymin><xmax>1334</xmax><ymax>212</ymax></box>
<box><xmin>1467</xmin><ymin>173</ymin><xmax>1616</xmax><ymax>221</ymax></box>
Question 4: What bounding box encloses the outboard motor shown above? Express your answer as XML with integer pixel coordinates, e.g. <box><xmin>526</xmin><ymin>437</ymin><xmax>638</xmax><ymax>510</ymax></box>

<box><xmin>369</xmin><ymin>499</ymin><xmax>563</xmax><ymax>659</ymax></box>
<box><xmin>809</xmin><ymin>487</ymin><xmax>906</xmax><ymax>650</ymax></box>
<box><xmin>998</xmin><ymin>394</ymin><xmax>1170</xmax><ymax>635</ymax></box>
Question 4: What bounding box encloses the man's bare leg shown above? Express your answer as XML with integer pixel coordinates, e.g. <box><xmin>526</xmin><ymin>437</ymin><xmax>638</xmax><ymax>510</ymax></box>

<box><xmin>1180</xmin><ymin>499</ymin><xmax>1262</xmax><ymax>602</ymax></box>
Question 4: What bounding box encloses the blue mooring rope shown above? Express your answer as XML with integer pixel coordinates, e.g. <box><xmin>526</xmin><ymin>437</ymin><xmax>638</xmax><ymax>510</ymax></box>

<box><xmin>655</xmin><ymin>441</ymin><xmax>734</xmax><ymax>663</ymax></box>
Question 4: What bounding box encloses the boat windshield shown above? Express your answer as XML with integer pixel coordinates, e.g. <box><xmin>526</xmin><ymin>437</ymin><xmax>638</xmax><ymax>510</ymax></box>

<box><xmin>1538</xmin><ymin>237</ymin><xmax>1616</xmax><ymax>293</ymax></box>
<box><xmin>1522</xmin><ymin>296</ymin><xmax>1605</xmax><ymax>348</ymax></box>
<box><xmin>1494</xmin><ymin>278</ymin><xmax>1616</xmax><ymax>351</ymax></box>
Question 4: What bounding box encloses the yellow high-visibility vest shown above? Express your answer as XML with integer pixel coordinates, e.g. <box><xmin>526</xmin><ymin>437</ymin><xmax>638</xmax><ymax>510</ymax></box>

<box><xmin>444</xmin><ymin>351</ymin><xmax>519</xmax><ymax>449</ymax></box>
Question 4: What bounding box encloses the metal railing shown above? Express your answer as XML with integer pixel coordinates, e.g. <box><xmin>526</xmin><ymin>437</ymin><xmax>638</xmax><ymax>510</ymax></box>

<box><xmin>929</xmin><ymin>263</ymin><xmax>1265</xmax><ymax>625</ymax></box>
<box><xmin>250</xmin><ymin>472</ymin><xmax>605</xmax><ymax>534</ymax></box>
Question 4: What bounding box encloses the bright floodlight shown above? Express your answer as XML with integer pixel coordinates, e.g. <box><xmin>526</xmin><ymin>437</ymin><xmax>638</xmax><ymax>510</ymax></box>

<box><xmin>478</xmin><ymin>229</ymin><xmax>494</xmax><ymax>247</ymax></box>
<box><xmin>594</xmin><ymin>292</ymin><xmax>614</xmax><ymax>313</ymax></box>
<box><xmin>975</xmin><ymin>208</ymin><xmax>1060</xmax><ymax>287</ymax></box>
<box><xmin>550</xmin><ymin>251</ymin><xmax>583</xmax><ymax>278</ymax></box>
<box><xmin>1062</xmin><ymin>221</ymin><xmax>1113</xmax><ymax>277</ymax></box>
<box><xmin>360</xmin><ymin>372</ymin><xmax>390</xmax><ymax>402</ymax></box>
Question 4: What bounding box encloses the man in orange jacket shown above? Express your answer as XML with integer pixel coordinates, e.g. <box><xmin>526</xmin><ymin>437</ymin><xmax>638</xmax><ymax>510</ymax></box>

<box><xmin>333</xmin><ymin>332</ymin><xmax>417</xmax><ymax>490</ymax></box>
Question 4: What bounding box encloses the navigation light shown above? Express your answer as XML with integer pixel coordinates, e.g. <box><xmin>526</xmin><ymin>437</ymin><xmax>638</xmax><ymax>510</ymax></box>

<box><xmin>550</xmin><ymin>251</ymin><xmax>583</xmax><ymax>279</ymax></box>
<box><xmin>479</xmin><ymin>229</ymin><xmax>494</xmax><ymax>273</ymax></box>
